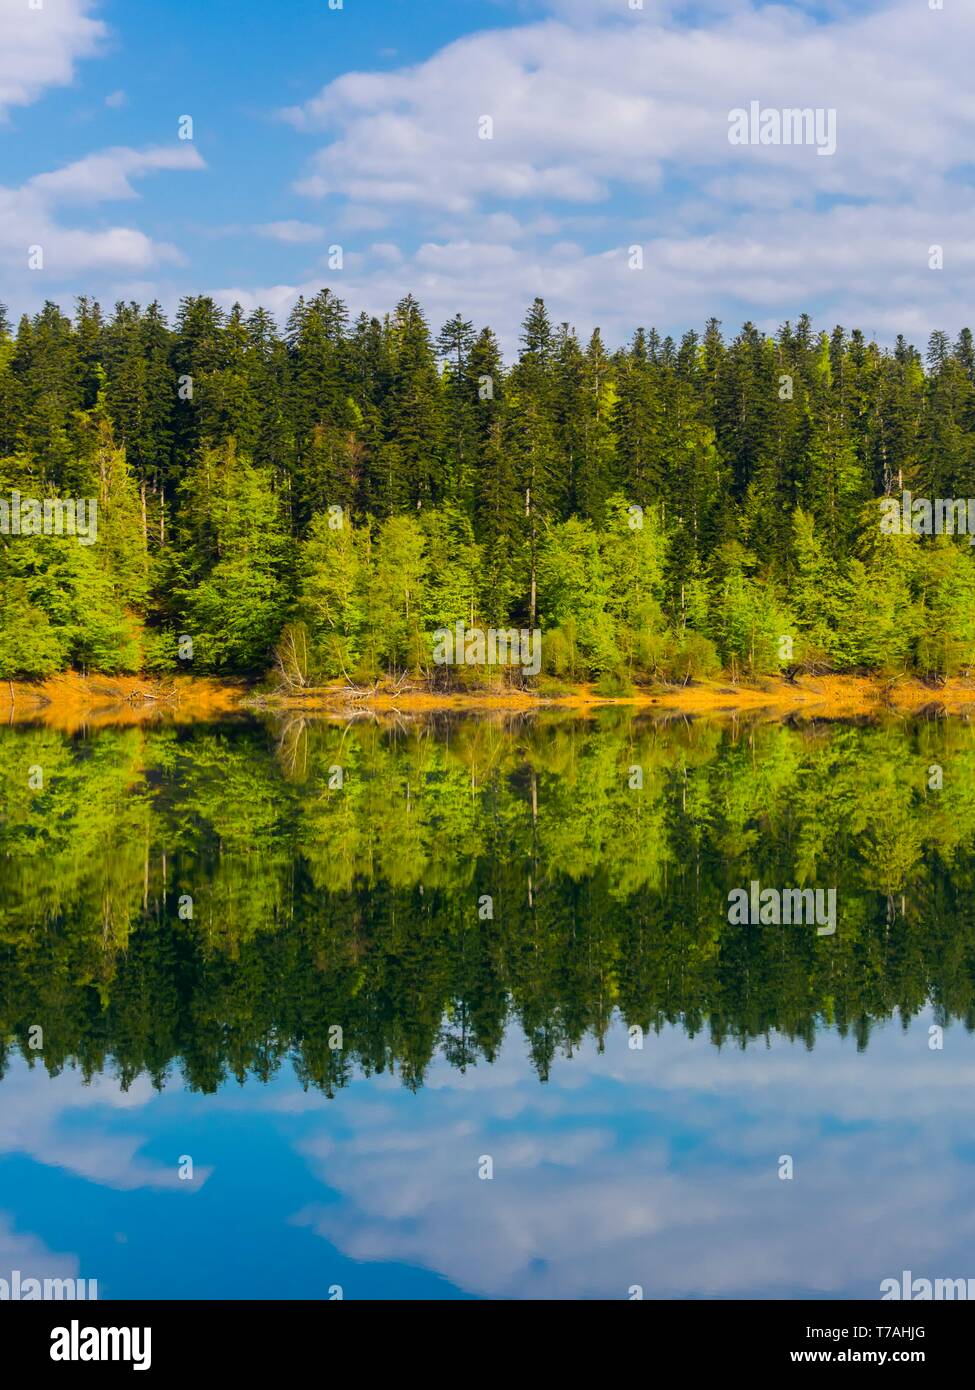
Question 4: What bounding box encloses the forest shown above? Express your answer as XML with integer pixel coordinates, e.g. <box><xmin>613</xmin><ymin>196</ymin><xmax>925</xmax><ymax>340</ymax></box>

<box><xmin>2</xmin><ymin>292</ymin><xmax>975</xmax><ymax>688</ymax></box>
<box><xmin>3</xmin><ymin>714</ymin><xmax>975</xmax><ymax>1092</ymax></box>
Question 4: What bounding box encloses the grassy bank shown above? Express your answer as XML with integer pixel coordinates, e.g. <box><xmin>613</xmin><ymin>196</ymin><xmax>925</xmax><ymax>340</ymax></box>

<box><xmin>4</xmin><ymin>672</ymin><xmax>245</xmax><ymax>732</ymax></box>
<box><xmin>7</xmin><ymin>670</ymin><xmax>975</xmax><ymax>728</ymax></box>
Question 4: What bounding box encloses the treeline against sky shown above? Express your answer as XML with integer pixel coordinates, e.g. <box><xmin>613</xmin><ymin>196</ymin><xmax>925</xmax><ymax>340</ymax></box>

<box><xmin>3</xmin><ymin>716</ymin><xmax>975</xmax><ymax>1091</ymax></box>
<box><xmin>2</xmin><ymin>293</ymin><xmax>975</xmax><ymax>683</ymax></box>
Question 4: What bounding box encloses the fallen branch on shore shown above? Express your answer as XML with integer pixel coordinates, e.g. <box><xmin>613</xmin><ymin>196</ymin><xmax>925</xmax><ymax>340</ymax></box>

<box><xmin>125</xmin><ymin>687</ymin><xmax>181</xmax><ymax>705</ymax></box>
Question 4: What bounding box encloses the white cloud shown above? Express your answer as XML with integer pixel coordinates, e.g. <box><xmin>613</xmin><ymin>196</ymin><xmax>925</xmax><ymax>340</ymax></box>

<box><xmin>0</xmin><ymin>3</ymin><xmax>206</xmax><ymax>303</ymax></box>
<box><xmin>0</xmin><ymin>1059</ymin><xmax>211</xmax><ymax>1193</ymax></box>
<box><xmin>0</xmin><ymin>1213</ymin><xmax>85</xmax><ymax>1286</ymax></box>
<box><xmin>256</xmin><ymin>219</ymin><xmax>325</xmax><ymax>244</ymax></box>
<box><xmin>370</xmin><ymin>241</ymin><xmax>403</xmax><ymax>263</ymax></box>
<box><xmin>284</xmin><ymin>2</ymin><xmax>975</xmax><ymax>210</ymax></box>
<box><xmin>27</xmin><ymin>144</ymin><xmax>204</xmax><ymax>204</ymax></box>
<box><xmin>259</xmin><ymin>0</ymin><xmax>975</xmax><ymax>347</ymax></box>
<box><xmin>0</xmin><ymin>0</ymin><xmax>105</xmax><ymax>119</ymax></box>
<box><xmin>0</xmin><ymin>145</ymin><xmax>205</xmax><ymax>290</ymax></box>
<box><xmin>212</xmin><ymin>186</ymin><xmax>974</xmax><ymax>357</ymax></box>
<box><xmin>288</xmin><ymin>1014</ymin><xmax>975</xmax><ymax>1299</ymax></box>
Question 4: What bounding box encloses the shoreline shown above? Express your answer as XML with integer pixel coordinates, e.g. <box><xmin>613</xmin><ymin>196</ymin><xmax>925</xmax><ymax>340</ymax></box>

<box><xmin>5</xmin><ymin>670</ymin><xmax>975</xmax><ymax>729</ymax></box>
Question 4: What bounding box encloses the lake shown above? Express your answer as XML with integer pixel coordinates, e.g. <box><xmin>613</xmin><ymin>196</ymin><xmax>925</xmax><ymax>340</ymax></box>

<box><xmin>2</xmin><ymin>710</ymin><xmax>974</xmax><ymax>1300</ymax></box>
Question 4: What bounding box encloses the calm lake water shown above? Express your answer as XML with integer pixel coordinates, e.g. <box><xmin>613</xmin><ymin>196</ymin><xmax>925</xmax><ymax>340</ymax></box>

<box><xmin>2</xmin><ymin>711</ymin><xmax>975</xmax><ymax>1300</ymax></box>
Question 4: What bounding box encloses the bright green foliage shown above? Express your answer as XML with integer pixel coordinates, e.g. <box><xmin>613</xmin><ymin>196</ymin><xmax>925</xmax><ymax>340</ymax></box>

<box><xmin>537</xmin><ymin>517</ymin><xmax>616</xmax><ymax>673</ymax></box>
<box><xmin>914</xmin><ymin>539</ymin><xmax>975</xmax><ymax>678</ymax></box>
<box><xmin>169</xmin><ymin>440</ymin><xmax>287</xmax><ymax>672</ymax></box>
<box><xmin>296</xmin><ymin>510</ymin><xmax>368</xmax><ymax>681</ymax></box>
<box><xmin>0</xmin><ymin>580</ymin><xmax>67</xmax><ymax>677</ymax></box>
<box><xmin>708</xmin><ymin>543</ymin><xmax>793</xmax><ymax>678</ymax></box>
<box><xmin>2</xmin><ymin>295</ymin><xmax>975</xmax><ymax>683</ymax></box>
<box><xmin>365</xmin><ymin>513</ymin><xmax>428</xmax><ymax>675</ymax></box>
<box><xmin>6</xmin><ymin>717</ymin><xmax>975</xmax><ymax>1088</ymax></box>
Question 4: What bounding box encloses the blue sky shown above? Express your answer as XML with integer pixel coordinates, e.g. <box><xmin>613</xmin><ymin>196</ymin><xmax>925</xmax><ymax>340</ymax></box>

<box><xmin>0</xmin><ymin>0</ymin><xmax>971</xmax><ymax>352</ymax></box>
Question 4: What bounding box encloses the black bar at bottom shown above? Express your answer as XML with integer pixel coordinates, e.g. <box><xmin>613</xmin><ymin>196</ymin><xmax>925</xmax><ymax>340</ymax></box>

<box><xmin>0</xmin><ymin>1299</ymin><xmax>961</xmax><ymax>1373</ymax></box>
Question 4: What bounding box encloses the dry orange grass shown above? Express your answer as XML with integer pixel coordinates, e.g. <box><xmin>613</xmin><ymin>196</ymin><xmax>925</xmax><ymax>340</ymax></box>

<box><xmin>6</xmin><ymin>671</ymin><xmax>975</xmax><ymax>728</ymax></box>
<box><xmin>5</xmin><ymin>672</ymin><xmax>245</xmax><ymax>732</ymax></box>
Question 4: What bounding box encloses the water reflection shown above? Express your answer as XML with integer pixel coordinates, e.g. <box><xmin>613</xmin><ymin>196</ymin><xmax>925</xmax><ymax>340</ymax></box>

<box><xmin>2</xmin><ymin>713</ymin><xmax>975</xmax><ymax>1297</ymax></box>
